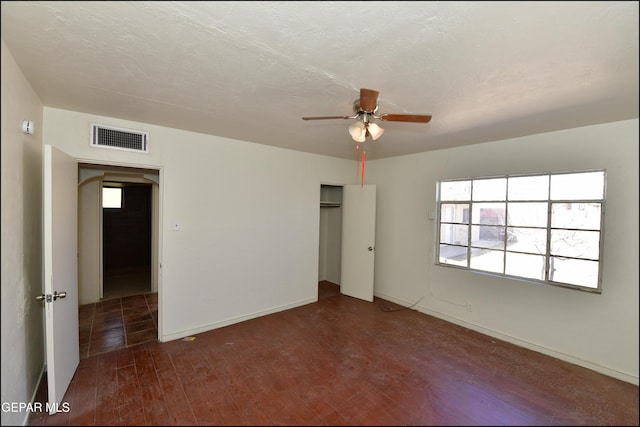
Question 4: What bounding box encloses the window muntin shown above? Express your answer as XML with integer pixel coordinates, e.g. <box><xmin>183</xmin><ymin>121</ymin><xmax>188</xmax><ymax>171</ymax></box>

<box><xmin>437</xmin><ymin>171</ymin><xmax>605</xmax><ymax>293</ymax></box>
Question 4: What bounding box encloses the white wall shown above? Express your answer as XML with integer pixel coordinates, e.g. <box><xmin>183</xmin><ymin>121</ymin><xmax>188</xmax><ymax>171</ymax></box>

<box><xmin>43</xmin><ymin>108</ymin><xmax>357</xmax><ymax>341</ymax></box>
<box><xmin>368</xmin><ymin>119</ymin><xmax>639</xmax><ymax>384</ymax></box>
<box><xmin>78</xmin><ymin>178</ymin><xmax>101</xmax><ymax>305</ymax></box>
<box><xmin>1</xmin><ymin>39</ymin><xmax>45</xmax><ymax>426</ymax></box>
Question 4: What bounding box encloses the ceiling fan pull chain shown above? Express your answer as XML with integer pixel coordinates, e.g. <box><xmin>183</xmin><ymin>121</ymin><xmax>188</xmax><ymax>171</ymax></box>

<box><xmin>361</xmin><ymin>150</ymin><xmax>366</xmax><ymax>187</ymax></box>
<box><xmin>356</xmin><ymin>143</ymin><xmax>361</xmax><ymax>177</ymax></box>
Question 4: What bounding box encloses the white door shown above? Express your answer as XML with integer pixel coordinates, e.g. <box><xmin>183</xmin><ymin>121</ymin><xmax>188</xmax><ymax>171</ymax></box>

<box><xmin>340</xmin><ymin>184</ymin><xmax>376</xmax><ymax>302</ymax></box>
<box><xmin>42</xmin><ymin>145</ymin><xmax>79</xmax><ymax>414</ymax></box>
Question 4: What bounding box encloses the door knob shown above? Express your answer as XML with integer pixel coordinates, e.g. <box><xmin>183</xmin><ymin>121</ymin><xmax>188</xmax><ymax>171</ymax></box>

<box><xmin>35</xmin><ymin>292</ymin><xmax>67</xmax><ymax>302</ymax></box>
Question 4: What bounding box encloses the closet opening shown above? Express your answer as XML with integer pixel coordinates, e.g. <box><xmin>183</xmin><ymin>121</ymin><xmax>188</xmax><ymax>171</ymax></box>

<box><xmin>318</xmin><ymin>184</ymin><xmax>343</xmax><ymax>300</ymax></box>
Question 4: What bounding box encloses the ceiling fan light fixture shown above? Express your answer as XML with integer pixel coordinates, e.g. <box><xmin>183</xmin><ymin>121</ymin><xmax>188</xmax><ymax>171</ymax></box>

<box><xmin>368</xmin><ymin>122</ymin><xmax>384</xmax><ymax>140</ymax></box>
<box><xmin>349</xmin><ymin>121</ymin><xmax>366</xmax><ymax>142</ymax></box>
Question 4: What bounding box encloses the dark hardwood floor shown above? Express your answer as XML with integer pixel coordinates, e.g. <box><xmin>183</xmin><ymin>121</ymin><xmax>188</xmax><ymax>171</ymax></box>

<box><xmin>79</xmin><ymin>293</ymin><xmax>158</xmax><ymax>359</ymax></box>
<box><xmin>28</xmin><ymin>281</ymin><xmax>638</xmax><ymax>426</ymax></box>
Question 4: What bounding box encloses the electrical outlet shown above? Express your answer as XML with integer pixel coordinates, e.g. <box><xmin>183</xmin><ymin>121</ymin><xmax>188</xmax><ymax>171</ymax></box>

<box><xmin>465</xmin><ymin>302</ymin><xmax>472</xmax><ymax>312</ymax></box>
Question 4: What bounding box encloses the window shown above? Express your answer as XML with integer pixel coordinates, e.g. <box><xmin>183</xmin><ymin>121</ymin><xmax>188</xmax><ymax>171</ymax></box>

<box><xmin>102</xmin><ymin>187</ymin><xmax>123</xmax><ymax>209</ymax></box>
<box><xmin>437</xmin><ymin>170</ymin><xmax>606</xmax><ymax>293</ymax></box>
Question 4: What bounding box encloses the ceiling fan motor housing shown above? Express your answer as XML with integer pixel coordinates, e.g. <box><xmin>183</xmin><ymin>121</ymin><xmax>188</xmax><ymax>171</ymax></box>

<box><xmin>353</xmin><ymin>100</ymin><xmax>378</xmax><ymax>115</ymax></box>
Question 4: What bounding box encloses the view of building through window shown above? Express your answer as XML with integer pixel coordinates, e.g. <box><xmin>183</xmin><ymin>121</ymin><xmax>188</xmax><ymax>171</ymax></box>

<box><xmin>437</xmin><ymin>171</ymin><xmax>605</xmax><ymax>292</ymax></box>
<box><xmin>102</xmin><ymin>187</ymin><xmax>123</xmax><ymax>209</ymax></box>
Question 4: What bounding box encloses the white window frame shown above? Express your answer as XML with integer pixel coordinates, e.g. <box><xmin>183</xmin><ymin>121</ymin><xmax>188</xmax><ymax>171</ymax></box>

<box><xmin>436</xmin><ymin>170</ymin><xmax>606</xmax><ymax>293</ymax></box>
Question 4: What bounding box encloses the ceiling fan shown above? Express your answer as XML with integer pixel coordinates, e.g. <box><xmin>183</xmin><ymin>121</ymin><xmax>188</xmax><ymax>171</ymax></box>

<box><xmin>302</xmin><ymin>88</ymin><xmax>432</xmax><ymax>186</ymax></box>
<box><xmin>302</xmin><ymin>88</ymin><xmax>432</xmax><ymax>142</ymax></box>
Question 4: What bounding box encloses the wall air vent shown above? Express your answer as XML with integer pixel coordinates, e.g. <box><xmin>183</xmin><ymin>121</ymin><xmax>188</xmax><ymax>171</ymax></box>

<box><xmin>90</xmin><ymin>124</ymin><xmax>149</xmax><ymax>153</ymax></box>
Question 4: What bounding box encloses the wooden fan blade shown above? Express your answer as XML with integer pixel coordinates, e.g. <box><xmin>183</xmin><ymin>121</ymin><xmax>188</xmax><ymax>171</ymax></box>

<box><xmin>302</xmin><ymin>116</ymin><xmax>351</xmax><ymax>120</ymax></box>
<box><xmin>359</xmin><ymin>88</ymin><xmax>379</xmax><ymax>112</ymax></box>
<box><xmin>379</xmin><ymin>114</ymin><xmax>432</xmax><ymax>123</ymax></box>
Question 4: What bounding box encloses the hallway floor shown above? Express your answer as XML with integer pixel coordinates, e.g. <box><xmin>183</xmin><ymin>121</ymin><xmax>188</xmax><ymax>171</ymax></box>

<box><xmin>79</xmin><ymin>293</ymin><xmax>158</xmax><ymax>358</ymax></box>
<box><xmin>102</xmin><ymin>267</ymin><xmax>151</xmax><ymax>300</ymax></box>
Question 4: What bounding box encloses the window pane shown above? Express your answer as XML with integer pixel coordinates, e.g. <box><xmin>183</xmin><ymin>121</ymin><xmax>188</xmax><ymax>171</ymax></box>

<box><xmin>473</xmin><ymin>178</ymin><xmax>506</xmax><ymax>201</ymax></box>
<box><xmin>551</xmin><ymin>203</ymin><xmax>601</xmax><ymax>230</ymax></box>
<box><xmin>102</xmin><ymin>187</ymin><xmax>122</xmax><ymax>208</ymax></box>
<box><xmin>440</xmin><ymin>224</ymin><xmax>468</xmax><ymax>245</ymax></box>
<box><xmin>469</xmin><ymin>248</ymin><xmax>503</xmax><ymax>273</ymax></box>
<box><xmin>439</xmin><ymin>244</ymin><xmax>468</xmax><ymax>266</ymax></box>
<box><xmin>550</xmin><ymin>171</ymin><xmax>605</xmax><ymax>200</ymax></box>
<box><xmin>471</xmin><ymin>225</ymin><xmax>505</xmax><ymax>249</ymax></box>
<box><xmin>505</xmin><ymin>252</ymin><xmax>545</xmax><ymax>280</ymax></box>
<box><xmin>508</xmin><ymin>202</ymin><xmax>548</xmax><ymax>227</ymax></box>
<box><xmin>440</xmin><ymin>181</ymin><xmax>471</xmax><ymax>201</ymax></box>
<box><xmin>550</xmin><ymin>230</ymin><xmax>600</xmax><ymax>259</ymax></box>
<box><xmin>440</xmin><ymin>204</ymin><xmax>469</xmax><ymax>224</ymax></box>
<box><xmin>472</xmin><ymin>203</ymin><xmax>506</xmax><ymax>225</ymax></box>
<box><xmin>508</xmin><ymin>175</ymin><xmax>549</xmax><ymax>200</ymax></box>
<box><xmin>550</xmin><ymin>257</ymin><xmax>599</xmax><ymax>288</ymax></box>
<box><xmin>506</xmin><ymin>227</ymin><xmax>547</xmax><ymax>254</ymax></box>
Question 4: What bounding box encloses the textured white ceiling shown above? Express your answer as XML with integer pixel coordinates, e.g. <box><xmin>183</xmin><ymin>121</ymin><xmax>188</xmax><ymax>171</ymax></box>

<box><xmin>2</xmin><ymin>1</ymin><xmax>638</xmax><ymax>160</ymax></box>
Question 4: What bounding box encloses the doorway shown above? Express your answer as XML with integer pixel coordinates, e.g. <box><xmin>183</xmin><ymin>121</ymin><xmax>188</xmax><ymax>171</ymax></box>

<box><xmin>78</xmin><ymin>164</ymin><xmax>160</xmax><ymax>305</ymax></box>
<box><xmin>77</xmin><ymin>164</ymin><xmax>161</xmax><ymax>358</ymax></box>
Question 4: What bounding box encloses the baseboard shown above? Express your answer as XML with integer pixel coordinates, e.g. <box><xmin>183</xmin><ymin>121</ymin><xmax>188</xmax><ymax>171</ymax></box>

<box><xmin>160</xmin><ymin>297</ymin><xmax>317</xmax><ymax>342</ymax></box>
<box><xmin>374</xmin><ymin>291</ymin><xmax>639</xmax><ymax>386</ymax></box>
<box><xmin>21</xmin><ymin>365</ymin><xmax>46</xmax><ymax>426</ymax></box>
